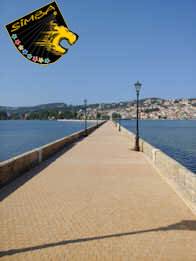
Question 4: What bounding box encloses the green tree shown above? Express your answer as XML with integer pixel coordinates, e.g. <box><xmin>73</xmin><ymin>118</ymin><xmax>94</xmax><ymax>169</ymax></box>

<box><xmin>12</xmin><ymin>113</ymin><xmax>20</xmax><ymax>120</ymax></box>
<box><xmin>144</xmin><ymin>108</ymin><xmax>160</xmax><ymax>113</ymax></box>
<box><xmin>102</xmin><ymin>115</ymin><xmax>110</xmax><ymax>120</ymax></box>
<box><xmin>0</xmin><ymin>110</ymin><xmax>7</xmax><ymax>120</ymax></box>
<box><xmin>112</xmin><ymin>112</ymin><xmax>121</xmax><ymax>119</ymax></box>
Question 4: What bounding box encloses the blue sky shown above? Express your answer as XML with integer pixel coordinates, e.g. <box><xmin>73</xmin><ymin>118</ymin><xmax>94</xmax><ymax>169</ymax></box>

<box><xmin>1</xmin><ymin>0</ymin><xmax>196</xmax><ymax>106</ymax></box>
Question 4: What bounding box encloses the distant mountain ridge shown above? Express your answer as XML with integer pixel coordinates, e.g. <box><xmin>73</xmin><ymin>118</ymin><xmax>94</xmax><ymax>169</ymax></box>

<box><xmin>0</xmin><ymin>99</ymin><xmax>161</xmax><ymax>114</ymax></box>
<box><xmin>0</xmin><ymin>103</ymin><xmax>70</xmax><ymax>114</ymax></box>
<box><xmin>1</xmin><ymin>98</ymin><xmax>196</xmax><ymax>115</ymax></box>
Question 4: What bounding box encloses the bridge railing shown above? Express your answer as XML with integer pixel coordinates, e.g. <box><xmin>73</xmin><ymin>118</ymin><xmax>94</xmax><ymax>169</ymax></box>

<box><xmin>113</xmin><ymin>120</ymin><xmax>196</xmax><ymax>214</ymax></box>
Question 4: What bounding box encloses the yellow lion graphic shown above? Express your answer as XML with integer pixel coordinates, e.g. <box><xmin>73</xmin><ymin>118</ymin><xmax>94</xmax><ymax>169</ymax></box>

<box><xmin>35</xmin><ymin>21</ymin><xmax>78</xmax><ymax>56</ymax></box>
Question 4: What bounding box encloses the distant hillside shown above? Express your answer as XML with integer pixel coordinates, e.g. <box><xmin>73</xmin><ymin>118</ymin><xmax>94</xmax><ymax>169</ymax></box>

<box><xmin>1</xmin><ymin>98</ymin><xmax>196</xmax><ymax>115</ymax></box>
<box><xmin>0</xmin><ymin>103</ymin><xmax>72</xmax><ymax>115</ymax></box>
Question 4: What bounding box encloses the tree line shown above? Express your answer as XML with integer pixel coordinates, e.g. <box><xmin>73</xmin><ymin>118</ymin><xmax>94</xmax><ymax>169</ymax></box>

<box><xmin>0</xmin><ymin>109</ymin><xmax>78</xmax><ymax>120</ymax></box>
<box><xmin>0</xmin><ymin>109</ymin><xmax>109</xmax><ymax>120</ymax></box>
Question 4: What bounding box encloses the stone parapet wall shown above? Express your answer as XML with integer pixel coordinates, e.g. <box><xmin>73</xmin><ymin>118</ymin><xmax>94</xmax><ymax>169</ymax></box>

<box><xmin>0</xmin><ymin>121</ymin><xmax>105</xmax><ymax>188</ymax></box>
<box><xmin>154</xmin><ymin>150</ymin><xmax>196</xmax><ymax>206</ymax></box>
<box><xmin>113</xmin><ymin>120</ymin><xmax>196</xmax><ymax>212</ymax></box>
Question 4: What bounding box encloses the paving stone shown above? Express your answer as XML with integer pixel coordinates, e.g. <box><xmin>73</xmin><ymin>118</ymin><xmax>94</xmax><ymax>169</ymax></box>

<box><xmin>0</xmin><ymin>121</ymin><xmax>196</xmax><ymax>260</ymax></box>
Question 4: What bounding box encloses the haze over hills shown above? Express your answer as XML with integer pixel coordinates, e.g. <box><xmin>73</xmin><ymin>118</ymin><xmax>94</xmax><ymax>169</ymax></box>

<box><xmin>1</xmin><ymin>97</ymin><xmax>196</xmax><ymax>114</ymax></box>
<box><xmin>0</xmin><ymin>103</ymin><xmax>70</xmax><ymax>114</ymax></box>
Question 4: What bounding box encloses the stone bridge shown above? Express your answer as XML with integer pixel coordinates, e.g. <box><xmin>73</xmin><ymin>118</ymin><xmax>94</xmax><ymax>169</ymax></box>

<box><xmin>0</xmin><ymin>121</ymin><xmax>196</xmax><ymax>260</ymax></box>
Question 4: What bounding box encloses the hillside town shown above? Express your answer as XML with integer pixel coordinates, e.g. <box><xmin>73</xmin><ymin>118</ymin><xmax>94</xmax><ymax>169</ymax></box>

<box><xmin>1</xmin><ymin>98</ymin><xmax>196</xmax><ymax>120</ymax></box>
<box><xmin>83</xmin><ymin>98</ymin><xmax>196</xmax><ymax>120</ymax></box>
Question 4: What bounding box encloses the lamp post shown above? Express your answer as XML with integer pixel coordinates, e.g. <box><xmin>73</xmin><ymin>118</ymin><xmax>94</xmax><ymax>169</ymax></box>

<box><xmin>133</xmin><ymin>81</ymin><xmax>142</xmax><ymax>151</ymax></box>
<box><xmin>96</xmin><ymin>107</ymin><xmax>98</xmax><ymax>128</ymax></box>
<box><xmin>118</xmin><ymin>116</ymin><xmax>121</xmax><ymax>131</ymax></box>
<box><xmin>84</xmin><ymin>99</ymin><xmax>88</xmax><ymax>136</ymax></box>
<box><xmin>101</xmin><ymin>104</ymin><xmax>103</xmax><ymax>121</ymax></box>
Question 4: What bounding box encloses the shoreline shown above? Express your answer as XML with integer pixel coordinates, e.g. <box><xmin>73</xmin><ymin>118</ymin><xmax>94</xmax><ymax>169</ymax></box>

<box><xmin>57</xmin><ymin>119</ymin><xmax>98</xmax><ymax>122</ymax></box>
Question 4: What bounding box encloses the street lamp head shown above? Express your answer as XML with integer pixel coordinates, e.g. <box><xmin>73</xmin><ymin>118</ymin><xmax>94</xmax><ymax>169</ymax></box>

<box><xmin>134</xmin><ymin>81</ymin><xmax>142</xmax><ymax>93</ymax></box>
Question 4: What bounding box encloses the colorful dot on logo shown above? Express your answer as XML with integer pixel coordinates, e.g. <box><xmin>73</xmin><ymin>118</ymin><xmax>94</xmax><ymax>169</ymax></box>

<box><xmin>12</xmin><ymin>34</ymin><xmax>17</xmax><ymax>40</ymax></box>
<box><xmin>45</xmin><ymin>58</ymin><xmax>50</xmax><ymax>64</ymax></box>
<box><xmin>27</xmin><ymin>54</ymin><xmax>32</xmax><ymax>59</ymax></box>
<box><xmin>22</xmin><ymin>49</ymin><xmax>28</xmax><ymax>55</ymax></box>
<box><xmin>15</xmin><ymin>40</ymin><xmax>20</xmax><ymax>45</ymax></box>
<box><xmin>39</xmin><ymin>58</ymin><xmax>44</xmax><ymax>63</ymax></box>
<box><xmin>18</xmin><ymin>45</ymin><xmax>24</xmax><ymax>51</ymax></box>
<box><xmin>33</xmin><ymin>56</ymin><xmax>38</xmax><ymax>62</ymax></box>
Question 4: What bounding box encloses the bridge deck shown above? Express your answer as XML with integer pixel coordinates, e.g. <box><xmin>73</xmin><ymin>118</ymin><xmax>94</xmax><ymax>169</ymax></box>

<box><xmin>0</xmin><ymin>121</ymin><xmax>196</xmax><ymax>261</ymax></box>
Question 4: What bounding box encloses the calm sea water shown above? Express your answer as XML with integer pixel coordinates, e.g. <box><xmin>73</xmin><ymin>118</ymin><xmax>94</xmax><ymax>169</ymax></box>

<box><xmin>1</xmin><ymin>120</ymin><xmax>196</xmax><ymax>174</ymax></box>
<box><xmin>119</xmin><ymin>120</ymin><xmax>196</xmax><ymax>174</ymax></box>
<box><xmin>0</xmin><ymin>120</ymin><xmax>94</xmax><ymax>162</ymax></box>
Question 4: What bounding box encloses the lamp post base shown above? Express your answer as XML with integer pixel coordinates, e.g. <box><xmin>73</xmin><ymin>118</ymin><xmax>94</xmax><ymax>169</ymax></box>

<box><xmin>134</xmin><ymin>146</ymin><xmax>140</xmax><ymax>151</ymax></box>
<box><xmin>134</xmin><ymin>136</ymin><xmax>140</xmax><ymax>151</ymax></box>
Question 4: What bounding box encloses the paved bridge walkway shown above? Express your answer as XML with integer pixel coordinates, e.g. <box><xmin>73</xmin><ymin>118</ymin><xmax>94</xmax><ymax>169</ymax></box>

<box><xmin>0</xmin><ymin>121</ymin><xmax>196</xmax><ymax>261</ymax></box>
